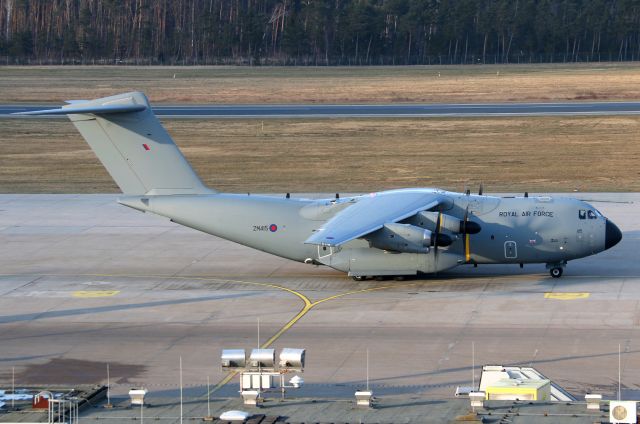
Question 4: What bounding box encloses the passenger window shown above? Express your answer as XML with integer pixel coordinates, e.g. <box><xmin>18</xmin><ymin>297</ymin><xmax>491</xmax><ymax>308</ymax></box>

<box><xmin>578</xmin><ymin>210</ymin><xmax>586</xmax><ymax>220</ymax></box>
<box><xmin>587</xmin><ymin>210</ymin><xmax>597</xmax><ymax>219</ymax></box>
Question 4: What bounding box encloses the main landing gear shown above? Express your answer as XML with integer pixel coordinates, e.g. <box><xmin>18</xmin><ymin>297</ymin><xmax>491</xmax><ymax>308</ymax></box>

<box><xmin>351</xmin><ymin>275</ymin><xmax>407</xmax><ymax>281</ymax></box>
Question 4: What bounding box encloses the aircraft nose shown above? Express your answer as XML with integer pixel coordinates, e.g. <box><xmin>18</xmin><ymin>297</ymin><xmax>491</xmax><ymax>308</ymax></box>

<box><xmin>605</xmin><ymin>219</ymin><xmax>622</xmax><ymax>250</ymax></box>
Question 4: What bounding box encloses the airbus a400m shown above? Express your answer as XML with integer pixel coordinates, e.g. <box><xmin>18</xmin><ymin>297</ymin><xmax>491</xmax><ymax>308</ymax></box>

<box><xmin>17</xmin><ymin>92</ymin><xmax>622</xmax><ymax>280</ymax></box>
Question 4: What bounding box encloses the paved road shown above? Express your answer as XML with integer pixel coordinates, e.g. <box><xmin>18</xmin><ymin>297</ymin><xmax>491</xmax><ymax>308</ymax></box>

<box><xmin>4</xmin><ymin>101</ymin><xmax>640</xmax><ymax>118</ymax></box>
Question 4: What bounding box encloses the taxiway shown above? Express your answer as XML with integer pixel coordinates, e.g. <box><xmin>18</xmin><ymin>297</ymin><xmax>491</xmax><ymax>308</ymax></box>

<box><xmin>0</xmin><ymin>193</ymin><xmax>637</xmax><ymax>403</ymax></box>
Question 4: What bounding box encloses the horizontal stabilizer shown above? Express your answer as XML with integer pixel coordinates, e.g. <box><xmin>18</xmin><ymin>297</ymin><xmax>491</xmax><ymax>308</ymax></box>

<box><xmin>13</xmin><ymin>103</ymin><xmax>147</xmax><ymax>116</ymax></box>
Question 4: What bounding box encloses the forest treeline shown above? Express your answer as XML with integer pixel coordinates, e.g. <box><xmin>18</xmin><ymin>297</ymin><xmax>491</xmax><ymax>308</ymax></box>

<box><xmin>2</xmin><ymin>0</ymin><xmax>640</xmax><ymax>65</ymax></box>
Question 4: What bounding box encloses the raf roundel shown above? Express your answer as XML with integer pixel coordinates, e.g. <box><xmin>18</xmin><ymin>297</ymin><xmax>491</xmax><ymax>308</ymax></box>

<box><xmin>269</xmin><ymin>224</ymin><xmax>278</xmax><ymax>232</ymax></box>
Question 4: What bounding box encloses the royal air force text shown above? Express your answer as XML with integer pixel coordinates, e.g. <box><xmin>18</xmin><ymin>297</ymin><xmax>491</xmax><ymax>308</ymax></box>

<box><xmin>498</xmin><ymin>210</ymin><xmax>554</xmax><ymax>218</ymax></box>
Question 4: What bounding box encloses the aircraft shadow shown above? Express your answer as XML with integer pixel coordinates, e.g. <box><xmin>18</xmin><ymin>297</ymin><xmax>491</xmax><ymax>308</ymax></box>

<box><xmin>0</xmin><ymin>291</ymin><xmax>258</xmax><ymax>324</ymax></box>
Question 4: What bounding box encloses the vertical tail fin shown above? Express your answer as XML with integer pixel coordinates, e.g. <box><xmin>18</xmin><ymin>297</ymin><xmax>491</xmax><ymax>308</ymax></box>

<box><xmin>16</xmin><ymin>92</ymin><xmax>212</xmax><ymax>195</ymax></box>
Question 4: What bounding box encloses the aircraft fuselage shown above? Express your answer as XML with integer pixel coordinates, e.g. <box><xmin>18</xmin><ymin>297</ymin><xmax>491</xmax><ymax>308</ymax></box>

<box><xmin>119</xmin><ymin>189</ymin><xmax>621</xmax><ymax>278</ymax></box>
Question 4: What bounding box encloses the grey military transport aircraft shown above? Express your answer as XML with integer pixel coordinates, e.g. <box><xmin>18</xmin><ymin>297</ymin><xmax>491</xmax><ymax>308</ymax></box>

<box><xmin>17</xmin><ymin>92</ymin><xmax>622</xmax><ymax>280</ymax></box>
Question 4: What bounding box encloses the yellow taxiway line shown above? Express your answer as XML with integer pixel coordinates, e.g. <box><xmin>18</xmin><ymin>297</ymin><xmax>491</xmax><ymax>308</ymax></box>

<box><xmin>544</xmin><ymin>292</ymin><xmax>590</xmax><ymax>300</ymax></box>
<box><xmin>72</xmin><ymin>290</ymin><xmax>120</xmax><ymax>298</ymax></box>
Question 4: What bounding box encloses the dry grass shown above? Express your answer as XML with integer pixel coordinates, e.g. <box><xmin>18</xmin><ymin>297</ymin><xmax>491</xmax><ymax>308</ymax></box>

<box><xmin>2</xmin><ymin>63</ymin><xmax>640</xmax><ymax>104</ymax></box>
<box><xmin>1</xmin><ymin>116</ymin><xmax>639</xmax><ymax>193</ymax></box>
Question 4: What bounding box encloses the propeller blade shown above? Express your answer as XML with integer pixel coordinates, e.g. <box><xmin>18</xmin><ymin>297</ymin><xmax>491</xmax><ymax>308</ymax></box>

<box><xmin>458</xmin><ymin>206</ymin><xmax>482</xmax><ymax>234</ymax></box>
<box><xmin>433</xmin><ymin>211</ymin><xmax>441</xmax><ymax>255</ymax></box>
<box><xmin>462</xmin><ymin>206</ymin><xmax>469</xmax><ymax>234</ymax></box>
<box><xmin>463</xmin><ymin>206</ymin><xmax>470</xmax><ymax>263</ymax></box>
<box><xmin>433</xmin><ymin>211</ymin><xmax>442</xmax><ymax>272</ymax></box>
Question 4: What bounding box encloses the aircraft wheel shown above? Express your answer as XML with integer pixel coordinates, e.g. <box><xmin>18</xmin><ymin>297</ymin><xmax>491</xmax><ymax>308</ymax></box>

<box><xmin>374</xmin><ymin>276</ymin><xmax>386</xmax><ymax>281</ymax></box>
<box><xmin>393</xmin><ymin>276</ymin><xmax>405</xmax><ymax>281</ymax></box>
<box><xmin>352</xmin><ymin>275</ymin><xmax>364</xmax><ymax>281</ymax></box>
<box><xmin>550</xmin><ymin>267</ymin><xmax>563</xmax><ymax>278</ymax></box>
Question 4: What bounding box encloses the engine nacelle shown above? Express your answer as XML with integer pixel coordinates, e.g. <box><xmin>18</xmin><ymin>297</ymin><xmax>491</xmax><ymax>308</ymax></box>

<box><xmin>366</xmin><ymin>223</ymin><xmax>432</xmax><ymax>253</ymax></box>
<box><xmin>413</xmin><ymin>211</ymin><xmax>481</xmax><ymax>234</ymax></box>
<box><xmin>367</xmin><ymin>222</ymin><xmax>455</xmax><ymax>253</ymax></box>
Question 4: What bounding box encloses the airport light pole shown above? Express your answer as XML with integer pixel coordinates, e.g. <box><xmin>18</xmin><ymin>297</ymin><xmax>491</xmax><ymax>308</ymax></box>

<box><xmin>207</xmin><ymin>375</ymin><xmax>211</xmax><ymax>418</ymax></box>
<box><xmin>107</xmin><ymin>363</ymin><xmax>111</xmax><ymax>407</ymax></box>
<box><xmin>618</xmin><ymin>343</ymin><xmax>621</xmax><ymax>401</ymax></box>
<box><xmin>366</xmin><ymin>349</ymin><xmax>369</xmax><ymax>392</ymax></box>
<box><xmin>471</xmin><ymin>342</ymin><xmax>476</xmax><ymax>413</ymax></box>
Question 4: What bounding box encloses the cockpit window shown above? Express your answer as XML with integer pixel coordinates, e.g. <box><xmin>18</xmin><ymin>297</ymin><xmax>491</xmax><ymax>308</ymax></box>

<box><xmin>578</xmin><ymin>209</ymin><xmax>586</xmax><ymax>220</ymax></box>
<box><xmin>587</xmin><ymin>210</ymin><xmax>597</xmax><ymax>219</ymax></box>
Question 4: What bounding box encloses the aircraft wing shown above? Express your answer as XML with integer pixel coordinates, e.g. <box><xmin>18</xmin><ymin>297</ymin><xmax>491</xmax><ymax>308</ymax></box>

<box><xmin>304</xmin><ymin>191</ymin><xmax>443</xmax><ymax>246</ymax></box>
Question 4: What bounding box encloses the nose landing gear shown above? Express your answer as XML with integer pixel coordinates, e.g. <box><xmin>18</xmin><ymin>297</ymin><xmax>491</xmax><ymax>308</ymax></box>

<box><xmin>546</xmin><ymin>262</ymin><xmax>566</xmax><ymax>278</ymax></box>
<box><xmin>549</xmin><ymin>267</ymin><xmax>563</xmax><ymax>278</ymax></box>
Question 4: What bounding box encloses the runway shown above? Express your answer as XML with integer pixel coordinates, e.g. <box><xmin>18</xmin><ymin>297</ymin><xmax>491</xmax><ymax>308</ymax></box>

<box><xmin>4</xmin><ymin>101</ymin><xmax>640</xmax><ymax>118</ymax></box>
<box><xmin>0</xmin><ymin>193</ymin><xmax>638</xmax><ymax>404</ymax></box>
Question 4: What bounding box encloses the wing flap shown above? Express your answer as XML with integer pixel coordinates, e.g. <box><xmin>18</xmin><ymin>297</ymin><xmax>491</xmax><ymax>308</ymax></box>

<box><xmin>305</xmin><ymin>190</ymin><xmax>443</xmax><ymax>246</ymax></box>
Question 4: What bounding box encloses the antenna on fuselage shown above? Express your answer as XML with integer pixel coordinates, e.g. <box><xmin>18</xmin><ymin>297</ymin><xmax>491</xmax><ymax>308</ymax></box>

<box><xmin>336</xmin><ymin>193</ymin><xmax>340</xmax><ymax>199</ymax></box>
<box><xmin>286</xmin><ymin>193</ymin><xmax>290</xmax><ymax>199</ymax></box>
<box><xmin>478</xmin><ymin>183</ymin><xmax>484</xmax><ymax>196</ymax></box>
<box><xmin>524</xmin><ymin>192</ymin><xmax>529</xmax><ymax>198</ymax></box>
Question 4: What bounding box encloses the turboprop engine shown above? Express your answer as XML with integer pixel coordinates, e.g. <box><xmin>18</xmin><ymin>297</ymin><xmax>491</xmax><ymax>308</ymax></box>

<box><xmin>410</xmin><ymin>211</ymin><xmax>481</xmax><ymax>234</ymax></box>
<box><xmin>366</xmin><ymin>223</ymin><xmax>453</xmax><ymax>254</ymax></box>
